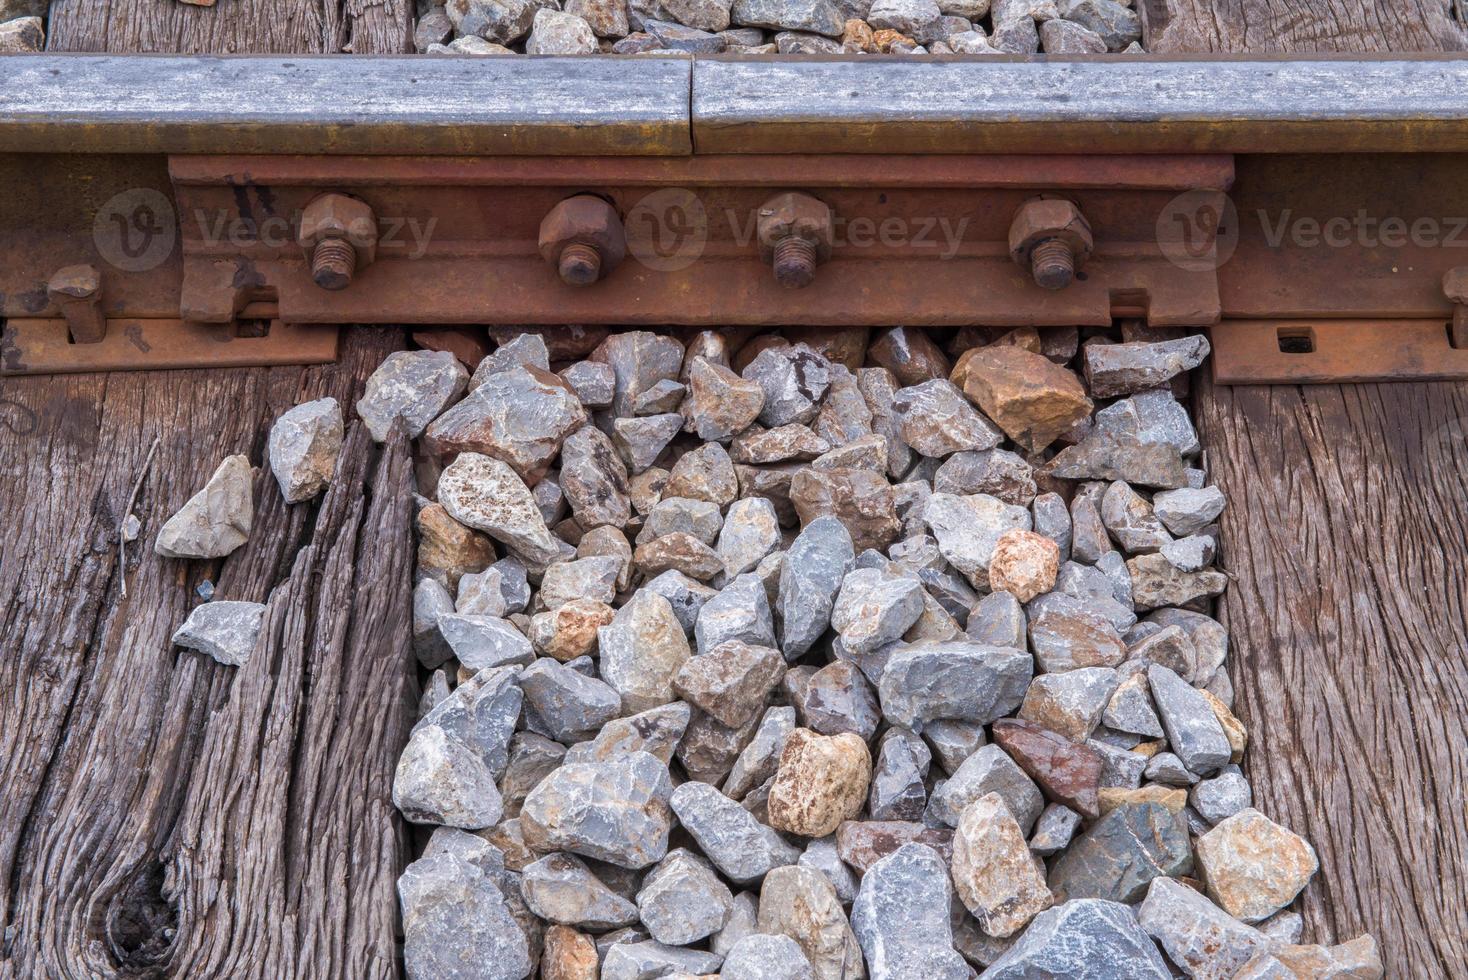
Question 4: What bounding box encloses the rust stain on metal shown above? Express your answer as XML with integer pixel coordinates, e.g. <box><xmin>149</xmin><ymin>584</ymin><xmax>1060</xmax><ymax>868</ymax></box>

<box><xmin>0</xmin><ymin>318</ymin><xmax>338</xmax><ymax>375</ymax></box>
<box><xmin>1210</xmin><ymin>320</ymin><xmax>1468</xmax><ymax>384</ymax></box>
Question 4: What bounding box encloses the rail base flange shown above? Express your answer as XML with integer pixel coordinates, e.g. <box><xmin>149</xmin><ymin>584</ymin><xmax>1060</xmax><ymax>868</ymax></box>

<box><xmin>0</xmin><ymin>318</ymin><xmax>339</xmax><ymax>375</ymax></box>
<box><xmin>1210</xmin><ymin>319</ymin><xmax>1468</xmax><ymax>384</ymax></box>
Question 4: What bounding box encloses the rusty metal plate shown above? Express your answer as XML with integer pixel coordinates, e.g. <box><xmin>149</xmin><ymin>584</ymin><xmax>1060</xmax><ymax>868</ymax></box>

<box><xmin>1219</xmin><ymin>154</ymin><xmax>1468</xmax><ymax>322</ymax></box>
<box><xmin>1210</xmin><ymin>319</ymin><xmax>1468</xmax><ymax>384</ymax></box>
<box><xmin>0</xmin><ymin>318</ymin><xmax>339</xmax><ymax>375</ymax></box>
<box><xmin>171</xmin><ymin>154</ymin><xmax>1226</xmax><ymax>329</ymax></box>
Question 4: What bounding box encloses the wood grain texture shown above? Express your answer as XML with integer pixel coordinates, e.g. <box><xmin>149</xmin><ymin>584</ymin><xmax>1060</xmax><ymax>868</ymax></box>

<box><xmin>0</xmin><ymin>328</ymin><xmax>415</xmax><ymax>979</ymax></box>
<box><xmin>1195</xmin><ymin>375</ymin><xmax>1468</xmax><ymax>977</ymax></box>
<box><xmin>1139</xmin><ymin>0</ymin><xmax>1468</xmax><ymax>52</ymax></box>
<box><xmin>45</xmin><ymin>0</ymin><xmax>413</xmax><ymax>55</ymax></box>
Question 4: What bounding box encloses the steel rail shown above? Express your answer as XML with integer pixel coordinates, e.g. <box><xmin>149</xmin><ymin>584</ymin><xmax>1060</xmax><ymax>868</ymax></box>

<box><xmin>1</xmin><ymin>54</ymin><xmax>1468</xmax><ymax>156</ymax></box>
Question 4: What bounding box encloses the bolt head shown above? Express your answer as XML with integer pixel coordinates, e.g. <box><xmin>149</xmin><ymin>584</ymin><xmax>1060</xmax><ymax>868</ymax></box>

<box><xmin>298</xmin><ymin>193</ymin><xmax>378</xmax><ymax>266</ymax></box>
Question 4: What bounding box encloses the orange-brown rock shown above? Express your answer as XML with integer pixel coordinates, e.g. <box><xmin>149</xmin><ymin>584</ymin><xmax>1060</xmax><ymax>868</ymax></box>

<box><xmin>1097</xmin><ymin>785</ymin><xmax>1187</xmax><ymax>816</ymax></box>
<box><xmin>952</xmin><ymin>345</ymin><xmax>1093</xmax><ymax>452</ymax></box>
<box><xmin>840</xmin><ymin>18</ymin><xmax>876</xmax><ymax>52</ymax></box>
<box><xmin>987</xmin><ymin>529</ymin><xmax>1061</xmax><ymax>603</ymax></box>
<box><xmin>789</xmin><ymin>466</ymin><xmax>900</xmax><ymax>552</ymax></box>
<box><xmin>415</xmin><ymin>502</ymin><xmax>496</xmax><ymax>591</ymax></box>
<box><xmin>541</xmin><ymin>925</ymin><xmax>598</xmax><ymax>980</ymax></box>
<box><xmin>871</xmin><ymin>27</ymin><xmax>914</xmax><ymax>52</ymax></box>
<box><xmin>411</xmin><ymin>326</ymin><xmax>492</xmax><ymax>368</ymax></box>
<box><xmin>768</xmin><ymin>729</ymin><xmax>872</xmax><ymax>838</ymax></box>
<box><xmin>1195</xmin><ymin>809</ymin><xmax>1319</xmax><ymax>923</ymax></box>
<box><xmin>634</xmin><ymin>532</ymin><xmax>723</xmax><ymax>582</ymax></box>
<box><xmin>530</xmin><ymin>598</ymin><xmax>616</xmax><ymax>661</ymax></box>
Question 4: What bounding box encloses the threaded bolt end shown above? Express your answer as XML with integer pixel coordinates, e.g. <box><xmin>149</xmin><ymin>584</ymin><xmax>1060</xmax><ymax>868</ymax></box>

<box><xmin>773</xmin><ymin>236</ymin><xmax>819</xmax><ymax>289</ymax></box>
<box><xmin>1030</xmin><ymin>239</ymin><xmax>1075</xmax><ymax>290</ymax></box>
<box><xmin>558</xmin><ymin>243</ymin><xmax>603</xmax><ymax>286</ymax></box>
<box><xmin>312</xmin><ymin>237</ymin><xmax>357</xmax><ymax>291</ymax></box>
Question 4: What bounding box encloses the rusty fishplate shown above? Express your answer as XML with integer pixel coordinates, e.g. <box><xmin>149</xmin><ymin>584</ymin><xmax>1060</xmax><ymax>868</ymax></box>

<box><xmin>167</xmin><ymin>154</ymin><xmax>1227</xmax><ymax>330</ymax></box>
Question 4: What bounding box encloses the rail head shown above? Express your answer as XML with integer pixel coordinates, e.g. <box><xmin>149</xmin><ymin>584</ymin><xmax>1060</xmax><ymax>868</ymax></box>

<box><xmin>0</xmin><ymin>54</ymin><xmax>695</xmax><ymax>156</ymax></box>
<box><xmin>693</xmin><ymin>55</ymin><xmax>1468</xmax><ymax>154</ymax></box>
<box><xmin>1</xmin><ymin>53</ymin><xmax>1468</xmax><ymax>155</ymax></box>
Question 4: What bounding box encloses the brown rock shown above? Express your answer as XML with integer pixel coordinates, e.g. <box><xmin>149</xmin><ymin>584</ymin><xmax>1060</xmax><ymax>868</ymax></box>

<box><xmin>835</xmin><ymin>820</ymin><xmax>953</xmax><ymax>872</ymax></box>
<box><xmin>628</xmin><ymin>466</ymin><xmax>670</xmax><ymax>516</ymax></box>
<box><xmin>673</xmin><ymin>640</ymin><xmax>786</xmax><ymax>728</ymax></box>
<box><xmin>952</xmin><ymin>792</ymin><xmax>1054</xmax><ymax>937</ymax></box>
<box><xmin>757</xmin><ymin>865</ymin><xmax>867</xmax><ymax>980</ymax></box>
<box><xmin>840</xmin><ymin>16</ymin><xmax>876</xmax><ymax>50</ymax></box>
<box><xmin>1097</xmin><ymin>785</ymin><xmax>1187</xmax><ymax>815</ymax></box>
<box><xmin>988</xmin><ymin>529</ymin><xmax>1060</xmax><ymax>603</ymax></box>
<box><xmin>542</xmin><ymin>925</ymin><xmax>599</xmax><ymax>980</ymax></box>
<box><xmin>1126</xmin><ymin>553</ymin><xmax>1228</xmax><ymax>610</ymax></box>
<box><xmin>684</xmin><ymin>356</ymin><xmax>766</xmax><ymax>442</ymax></box>
<box><xmin>871</xmin><ymin>26</ymin><xmax>914</xmax><ymax>51</ymax></box>
<box><xmin>990</xmin><ymin>326</ymin><xmax>1043</xmax><ymax>353</ymax></box>
<box><xmin>869</xmin><ymin>326</ymin><xmax>952</xmax><ymax>386</ymax></box>
<box><xmin>784</xmin><ymin>325</ymin><xmax>870</xmax><ymax>371</ymax></box>
<box><xmin>768</xmin><ymin>729</ymin><xmax>873</xmax><ymax>838</ymax></box>
<box><xmin>663</xmin><ymin>442</ymin><xmax>740</xmax><ymax>507</ymax></box>
<box><xmin>952</xmin><ymin>345</ymin><xmax>1093</xmax><ymax>452</ymax></box>
<box><xmin>634</xmin><ymin>532</ymin><xmax>723</xmax><ymax>581</ymax></box>
<box><xmin>530</xmin><ymin>598</ymin><xmax>616</xmax><ymax>661</ymax></box>
<box><xmin>1272</xmin><ymin>936</ymin><xmax>1384</xmax><ymax>979</ymax></box>
<box><xmin>415</xmin><ymin>502</ymin><xmax>496</xmax><ymax>591</ymax></box>
<box><xmin>491</xmin><ymin>325</ymin><xmax>607</xmax><ymax>360</ymax></box>
<box><xmin>731</xmin><ymin>333</ymin><xmax>791</xmax><ymax>374</ymax></box>
<box><xmin>1196</xmin><ymin>809</ymin><xmax>1319</xmax><ymax>923</ymax></box>
<box><xmin>991</xmin><ymin>719</ymin><xmax>1103</xmax><ymax>819</ymax></box>
<box><xmin>411</xmin><ymin>327</ymin><xmax>492</xmax><ymax>369</ymax></box>
<box><xmin>789</xmin><ymin>466</ymin><xmax>900</xmax><ymax>552</ymax></box>
<box><xmin>732</xmin><ymin>424</ymin><xmax>831</xmax><ymax>464</ymax></box>
<box><xmin>677</xmin><ymin>707</ymin><xmax>763</xmax><ymax>785</ymax></box>
<box><xmin>1201</xmin><ymin>688</ymin><xmax>1248</xmax><ymax>763</ymax></box>
<box><xmin>736</xmin><ymin>464</ymin><xmax>802</xmax><ymax>527</ymax></box>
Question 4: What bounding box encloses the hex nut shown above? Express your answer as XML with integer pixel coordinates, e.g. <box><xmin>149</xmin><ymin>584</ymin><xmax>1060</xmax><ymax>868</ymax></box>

<box><xmin>756</xmin><ymin>192</ymin><xmax>834</xmax><ymax>264</ymax></box>
<box><xmin>538</xmin><ymin>196</ymin><xmax>627</xmax><ymax>284</ymax></box>
<box><xmin>298</xmin><ymin>193</ymin><xmax>379</xmax><ymax>268</ymax></box>
<box><xmin>1007</xmin><ymin>197</ymin><xmax>1093</xmax><ymax>270</ymax></box>
<box><xmin>1445</xmin><ymin>266</ymin><xmax>1468</xmax><ymax>304</ymax></box>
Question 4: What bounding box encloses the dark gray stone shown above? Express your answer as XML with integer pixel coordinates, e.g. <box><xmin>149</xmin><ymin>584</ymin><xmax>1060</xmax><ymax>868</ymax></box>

<box><xmin>878</xmin><ymin>641</ymin><xmax>1031</xmax><ymax>732</ymax></box>
<box><xmin>1047</xmin><ymin>803</ymin><xmax>1193</xmax><ymax>904</ymax></box>
<box><xmin>778</xmin><ymin>516</ymin><xmax>856</xmax><ymax>658</ymax></box>
<box><xmin>670</xmin><ymin>779</ymin><xmax>802</xmax><ymax>885</ymax></box>
<box><xmin>850</xmin><ymin>843</ymin><xmax>972</xmax><ymax>980</ymax></box>
<box><xmin>981</xmin><ymin>898</ymin><xmax>1171</xmax><ymax>979</ymax></box>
